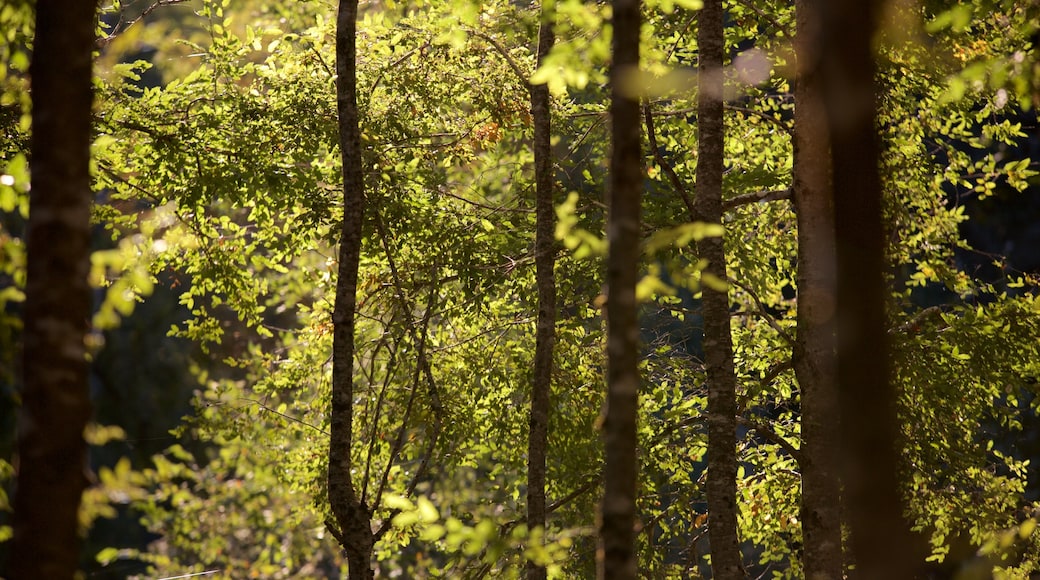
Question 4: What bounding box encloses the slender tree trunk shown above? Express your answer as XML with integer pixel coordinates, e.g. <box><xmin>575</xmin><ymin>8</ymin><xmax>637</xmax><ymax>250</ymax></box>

<box><xmin>328</xmin><ymin>0</ymin><xmax>374</xmax><ymax>577</ymax></box>
<box><xmin>792</xmin><ymin>1</ymin><xmax>843</xmax><ymax>577</ymax></box>
<box><xmin>695</xmin><ymin>1</ymin><xmax>744</xmax><ymax>578</ymax></box>
<box><xmin>818</xmin><ymin>0</ymin><xmax>916</xmax><ymax>577</ymax></box>
<box><xmin>599</xmin><ymin>0</ymin><xmax>641</xmax><ymax>577</ymax></box>
<box><xmin>9</xmin><ymin>2</ymin><xmax>97</xmax><ymax>578</ymax></box>
<box><xmin>526</xmin><ymin>5</ymin><xmax>556</xmax><ymax>580</ymax></box>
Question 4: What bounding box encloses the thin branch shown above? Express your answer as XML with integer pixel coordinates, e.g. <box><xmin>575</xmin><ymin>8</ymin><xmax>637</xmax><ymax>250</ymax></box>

<box><xmin>644</xmin><ymin>101</ymin><xmax>698</xmax><ymax>222</ymax></box>
<box><xmin>230</xmin><ymin>398</ymin><xmax>328</xmax><ymax>435</ymax></box>
<box><xmin>369</xmin><ymin>38</ymin><xmax>433</xmax><ymax>97</ymax></box>
<box><xmin>738</xmin><ymin>356</ymin><xmax>796</xmax><ymax>412</ymax></box>
<box><xmin>368</xmin><ymin>205</ymin><xmax>445</xmax><ymax>540</ymax></box>
<box><xmin>725</xmin><ymin>104</ymin><xmax>794</xmax><ymax>136</ymax></box>
<box><xmin>361</xmin><ymin>340</ymin><xmax>398</xmax><ymax>505</ymax></box>
<box><xmin>96</xmin><ymin>0</ymin><xmax>191</xmax><ymax>49</ymax></box>
<box><xmin>548</xmin><ymin>476</ymin><xmax>599</xmax><ymax>514</ymax></box>
<box><xmin>469</xmin><ymin>29</ymin><xmax>530</xmax><ymax>88</ymax></box>
<box><xmin>437</xmin><ymin>186</ymin><xmax>534</xmax><ymax>214</ymax></box>
<box><xmin>469</xmin><ymin>475</ymin><xmax>601</xmax><ymax>580</ymax></box>
<box><xmin>732</xmin><ymin>0</ymin><xmax>792</xmax><ymax>38</ymax></box>
<box><xmin>891</xmin><ymin>305</ymin><xmax>947</xmax><ymax>334</ymax></box>
<box><xmin>737</xmin><ymin>415</ymin><xmax>803</xmax><ymax>465</ymax></box>
<box><xmin>729</xmin><ymin>277</ymin><xmax>796</xmax><ymax>346</ymax></box>
<box><xmin>722</xmin><ymin>188</ymin><xmax>792</xmax><ymax>211</ymax></box>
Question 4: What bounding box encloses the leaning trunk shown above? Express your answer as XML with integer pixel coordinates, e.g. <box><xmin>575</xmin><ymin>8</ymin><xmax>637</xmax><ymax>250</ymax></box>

<box><xmin>328</xmin><ymin>0</ymin><xmax>374</xmax><ymax>577</ymax></box>
<box><xmin>10</xmin><ymin>1</ymin><xmax>97</xmax><ymax>578</ymax></box>
<box><xmin>599</xmin><ymin>0</ymin><xmax>642</xmax><ymax>578</ymax></box>
<box><xmin>526</xmin><ymin>5</ymin><xmax>556</xmax><ymax>580</ymax></box>
<box><xmin>793</xmin><ymin>0</ymin><xmax>843</xmax><ymax>577</ymax></box>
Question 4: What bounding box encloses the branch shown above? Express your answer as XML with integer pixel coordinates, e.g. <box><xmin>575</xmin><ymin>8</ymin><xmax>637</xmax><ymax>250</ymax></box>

<box><xmin>732</xmin><ymin>0</ymin><xmax>792</xmax><ymax>39</ymax></box>
<box><xmin>469</xmin><ymin>29</ymin><xmax>531</xmax><ymax>88</ymax></box>
<box><xmin>369</xmin><ymin>205</ymin><xmax>445</xmax><ymax>540</ymax></box>
<box><xmin>725</xmin><ymin>104</ymin><xmax>794</xmax><ymax>136</ymax></box>
<box><xmin>722</xmin><ymin>188</ymin><xmax>792</xmax><ymax>211</ymax></box>
<box><xmin>738</xmin><ymin>357</ymin><xmax>795</xmax><ymax>412</ymax></box>
<box><xmin>729</xmin><ymin>277</ymin><xmax>796</xmax><ymax>346</ymax></box>
<box><xmin>891</xmin><ymin>305</ymin><xmax>947</xmax><ymax>335</ymax></box>
<box><xmin>437</xmin><ymin>185</ymin><xmax>534</xmax><ymax>214</ymax></box>
<box><xmin>96</xmin><ymin>0</ymin><xmax>192</xmax><ymax>49</ymax></box>
<box><xmin>644</xmin><ymin>101</ymin><xmax>698</xmax><ymax>222</ymax></box>
<box><xmin>234</xmin><ymin>398</ymin><xmax>329</xmax><ymax>436</ymax></box>
<box><xmin>548</xmin><ymin>476</ymin><xmax>599</xmax><ymax>514</ymax></box>
<box><xmin>737</xmin><ymin>416</ymin><xmax>802</xmax><ymax>465</ymax></box>
<box><xmin>469</xmin><ymin>475</ymin><xmax>601</xmax><ymax>579</ymax></box>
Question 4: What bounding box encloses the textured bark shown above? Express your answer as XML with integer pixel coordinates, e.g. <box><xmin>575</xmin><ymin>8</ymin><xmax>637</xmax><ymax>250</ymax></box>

<box><xmin>793</xmin><ymin>1</ymin><xmax>843</xmax><ymax>578</ymax></box>
<box><xmin>526</xmin><ymin>7</ymin><xmax>556</xmax><ymax>580</ymax></box>
<box><xmin>599</xmin><ymin>0</ymin><xmax>641</xmax><ymax>578</ymax></box>
<box><xmin>328</xmin><ymin>0</ymin><xmax>374</xmax><ymax>577</ymax></box>
<box><xmin>818</xmin><ymin>0</ymin><xmax>916</xmax><ymax>577</ymax></box>
<box><xmin>695</xmin><ymin>1</ymin><xmax>743</xmax><ymax>577</ymax></box>
<box><xmin>9</xmin><ymin>2</ymin><xmax>97</xmax><ymax>578</ymax></box>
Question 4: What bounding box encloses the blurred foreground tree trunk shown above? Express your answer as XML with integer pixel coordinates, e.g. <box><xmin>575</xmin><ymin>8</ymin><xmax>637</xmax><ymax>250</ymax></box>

<box><xmin>819</xmin><ymin>0</ymin><xmax>916</xmax><ymax>576</ymax></box>
<box><xmin>10</xmin><ymin>1</ymin><xmax>98</xmax><ymax>578</ymax></box>
<box><xmin>599</xmin><ymin>0</ymin><xmax>641</xmax><ymax>577</ymax></box>
<box><xmin>793</xmin><ymin>0</ymin><xmax>843</xmax><ymax>577</ymax></box>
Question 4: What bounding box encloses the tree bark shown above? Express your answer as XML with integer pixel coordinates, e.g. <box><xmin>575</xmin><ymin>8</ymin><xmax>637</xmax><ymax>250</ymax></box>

<box><xmin>792</xmin><ymin>1</ymin><xmax>843</xmax><ymax>578</ymax></box>
<box><xmin>599</xmin><ymin>0</ymin><xmax>641</xmax><ymax>578</ymax></box>
<box><xmin>10</xmin><ymin>1</ymin><xmax>97</xmax><ymax>578</ymax></box>
<box><xmin>526</xmin><ymin>5</ymin><xmax>556</xmax><ymax>580</ymax></box>
<box><xmin>818</xmin><ymin>0</ymin><xmax>916</xmax><ymax>576</ymax></box>
<box><xmin>695</xmin><ymin>1</ymin><xmax>744</xmax><ymax>578</ymax></box>
<box><xmin>328</xmin><ymin>0</ymin><xmax>374</xmax><ymax>577</ymax></box>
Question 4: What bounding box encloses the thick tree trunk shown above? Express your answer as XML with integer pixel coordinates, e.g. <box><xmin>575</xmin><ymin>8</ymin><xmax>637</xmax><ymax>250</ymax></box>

<box><xmin>328</xmin><ymin>0</ymin><xmax>374</xmax><ymax>577</ymax></box>
<box><xmin>599</xmin><ymin>0</ymin><xmax>642</xmax><ymax>578</ymax></box>
<box><xmin>695</xmin><ymin>1</ymin><xmax>744</xmax><ymax>578</ymax></box>
<box><xmin>818</xmin><ymin>0</ymin><xmax>916</xmax><ymax>576</ymax></box>
<box><xmin>526</xmin><ymin>7</ymin><xmax>556</xmax><ymax>580</ymax></box>
<box><xmin>9</xmin><ymin>1</ymin><xmax>97</xmax><ymax>578</ymax></box>
<box><xmin>792</xmin><ymin>1</ymin><xmax>843</xmax><ymax>578</ymax></box>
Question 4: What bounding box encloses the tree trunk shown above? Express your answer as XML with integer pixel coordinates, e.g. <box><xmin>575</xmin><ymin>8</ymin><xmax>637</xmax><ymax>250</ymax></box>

<box><xmin>695</xmin><ymin>1</ymin><xmax>744</xmax><ymax>578</ymax></box>
<box><xmin>599</xmin><ymin>0</ymin><xmax>642</xmax><ymax>578</ymax></box>
<box><xmin>526</xmin><ymin>6</ymin><xmax>556</xmax><ymax>580</ymax></box>
<box><xmin>819</xmin><ymin>0</ymin><xmax>916</xmax><ymax>576</ymax></box>
<box><xmin>328</xmin><ymin>0</ymin><xmax>374</xmax><ymax>577</ymax></box>
<box><xmin>10</xmin><ymin>1</ymin><xmax>97</xmax><ymax>578</ymax></box>
<box><xmin>792</xmin><ymin>1</ymin><xmax>843</xmax><ymax>577</ymax></box>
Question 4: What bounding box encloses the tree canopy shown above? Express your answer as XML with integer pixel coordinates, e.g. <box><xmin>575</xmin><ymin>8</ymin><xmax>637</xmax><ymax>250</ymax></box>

<box><xmin>2</xmin><ymin>0</ymin><xmax>1040</xmax><ymax>578</ymax></box>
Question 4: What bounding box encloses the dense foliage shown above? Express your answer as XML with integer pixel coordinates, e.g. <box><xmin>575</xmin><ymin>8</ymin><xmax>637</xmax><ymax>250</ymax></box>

<box><xmin>2</xmin><ymin>0</ymin><xmax>1040</xmax><ymax>577</ymax></box>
